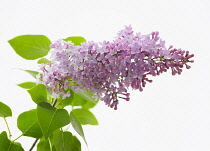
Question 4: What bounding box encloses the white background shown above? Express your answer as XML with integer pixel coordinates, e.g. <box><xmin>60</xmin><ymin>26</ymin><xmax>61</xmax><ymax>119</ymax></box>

<box><xmin>0</xmin><ymin>0</ymin><xmax>210</xmax><ymax>151</ymax></box>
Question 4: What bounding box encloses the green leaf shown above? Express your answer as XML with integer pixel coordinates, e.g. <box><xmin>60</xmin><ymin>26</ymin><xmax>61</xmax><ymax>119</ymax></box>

<box><xmin>70</xmin><ymin>112</ymin><xmax>87</xmax><ymax>145</ymax></box>
<box><xmin>0</xmin><ymin>102</ymin><xmax>12</xmax><ymax>118</ymax></box>
<box><xmin>63</xmin><ymin>36</ymin><xmax>86</xmax><ymax>46</ymax></box>
<box><xmin>37</xmin><ymin>137</ymin><xmax>51</xmax><ymax>151</ymax></box>
<box><xmin>71</xmin><ymin>96</ymin><xmax>87</xmax><ymax>107</ymax></box>
<box><xmin>52</xmin><ymin>146</ymin><xmax>56</xmax><ymax>151</ymax></box>
<box><xmin>22</xmin><ymin>69</ymin><xmax>39</xmax><ymax>78</ymax></box>
<box><xmin>8</xmin><ymin>35</ymin><xmax>51</xmax><ymax>60</ymax></box>
<box><xmin>74</xmin><ymin>91</ymin><xmax>97</xmax><ymax>103</ymax></box>
<box><xmin>17</xmin><ymin>109</ymin><xmax>42</xmax><ymax>138</ymax></box>
<box><xmin>37</xmin><ymin>58</ymin><xmax>51</xmax><ymax>64</ymax></box>
<box><xmin>72</xmin><ymin>109</ymin><xmax>98</xmax><ymax>125</ymax></box>
<box><xmin>13</xmin><ymin>142</ymin><xmax>23</xmax><ymax>148</ymax></box>
<box><xmin>18</xmin><ymin>82</ymin><xmax>36</xmax><ymax>89</ymax></box>
<box><xmin>53</xmin><ymin>130</ymin><xmax>81</xmax><ymax>151</ymax></box>
<box><xmin>37</xmin><ymin>102</ymin><xmax>70</xmax><ymax>139</ymax></box>
<box><xmin>27</xmin><ymin>84</ymin><xmax>47</xmax><ymax>104</ymax></box>
<box><xmin>71</xmin><ymin>91</ymin><xmax>98</xmax><ymax>108</ymax></box>
<box><xmin>0</xmin><ymin>131</ymin><xmax>24</xmax><ymax>151</ymax></box>
<box><xmin>82</xmin><ymin>100</ymin><xmax>99</xmax><ymax>109</ymax></box>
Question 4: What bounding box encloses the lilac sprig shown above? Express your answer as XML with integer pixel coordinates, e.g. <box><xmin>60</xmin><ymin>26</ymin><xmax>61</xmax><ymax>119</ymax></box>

<box><xmin>37</xmin><ymin>26</ymin><xmax>194</xmax><ymax>110</ymax></box>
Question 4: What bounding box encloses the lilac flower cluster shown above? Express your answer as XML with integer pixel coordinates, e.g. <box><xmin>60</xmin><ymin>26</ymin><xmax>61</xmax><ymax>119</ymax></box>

<box><xmin>37</xmin><ymin>26</ymin><xmax>194</xmax><ymax>110</ymax></box>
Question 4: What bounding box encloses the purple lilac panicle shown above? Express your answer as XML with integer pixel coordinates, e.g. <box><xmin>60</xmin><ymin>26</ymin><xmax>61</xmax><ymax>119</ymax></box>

<box><xmin>37</xmin><ymin>26</ymin><xmax>194</xmax><ymax>110</ymax></box>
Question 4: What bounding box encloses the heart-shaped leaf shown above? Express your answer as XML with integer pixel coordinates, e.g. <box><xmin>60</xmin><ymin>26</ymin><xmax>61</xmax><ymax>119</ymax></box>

<box><xmin>53</xmin><ymin>130</ymin><xmax>81</xmax><ymax>151</ymax></box>
<box><xmin>37</xmin><ymin>102</ymin><xmax>70</xmax><ymax>139</ymax></box>
<box><xmin>70</xmin><ymin>111</ymin><xmax>87</xmax><ymax>145</ymax></box>
<box><xmin>8</xmin><ymin>35</ymin><xmax>51</xmax><ymax>60</ymax></box>
<box><xmin>72</xmin><ymin>109</ymin><xmax>98</xmax><ymax>125</ymax></box>
<box><xmin>0</xmin><ymin>131</ymin><xmax>24</xmax><ymax>151</ymax></box>
<box><xmin>82</xmin><ymin>100</ymin><xmax>99</xmax><ymax>109</ymax></box>
<box><xmin>18</xmin><ymin>82</ymin><xmax>36</xmax><ymax>89</ymax></box>
<box><xmin>22</xmin><ymin>70</ymin><xmax>39</xmax><ymax>78</ymax></box>
<box><xmin>71</xmin><ymin>91</ymin><xmax>98</xmax><ymax>109</ymax></box>
<box><xmin>27</xmin><ymin>84</ymin><xmax>47</xmax><ymax>104</ymax></box>
<box><xmin>0</xmin><ymin>102</ymin><xmax>12</xmax><ymax>118</ymax></box>
<box><xmin>63</xmin><ymin>36</ymin><xmax>86</xmax><ymax>46</ymax></box>
<box><xmin>74</xmin><ymin>91</ymin><xmax>97</xmax><ymax>103</ymax></box>
<box><xmin>17</xmin><ymin>109</ymin><xmax>42</xmax><ymax>138</ymax></box>
<box><xmin>71</xmin><ymin>96</ymin><xmax>87</xmax><ymax>107</ymax></box>
<box><xmin>37</xmin><ymin>58</ymin><xmax>51</xmax><ymax>64</ymax></box>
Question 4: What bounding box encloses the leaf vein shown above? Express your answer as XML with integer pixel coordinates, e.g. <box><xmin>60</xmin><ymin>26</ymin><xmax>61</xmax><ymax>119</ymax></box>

<box><xmin>46</xmin><ymin>109</ymin><xmax>58</xmax><ymax>137</ymax></box>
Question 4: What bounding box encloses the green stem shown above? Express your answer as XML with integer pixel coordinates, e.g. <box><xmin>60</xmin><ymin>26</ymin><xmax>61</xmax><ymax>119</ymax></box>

<box><xmin>52</xmin><ymin>99</ymin><xmax>57</xmax><ymax>107</ymax></box>
<box><xmin>4</xmin><ymin>117</ymin><xmax>12</xmax><ymax>139</ymax></box>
